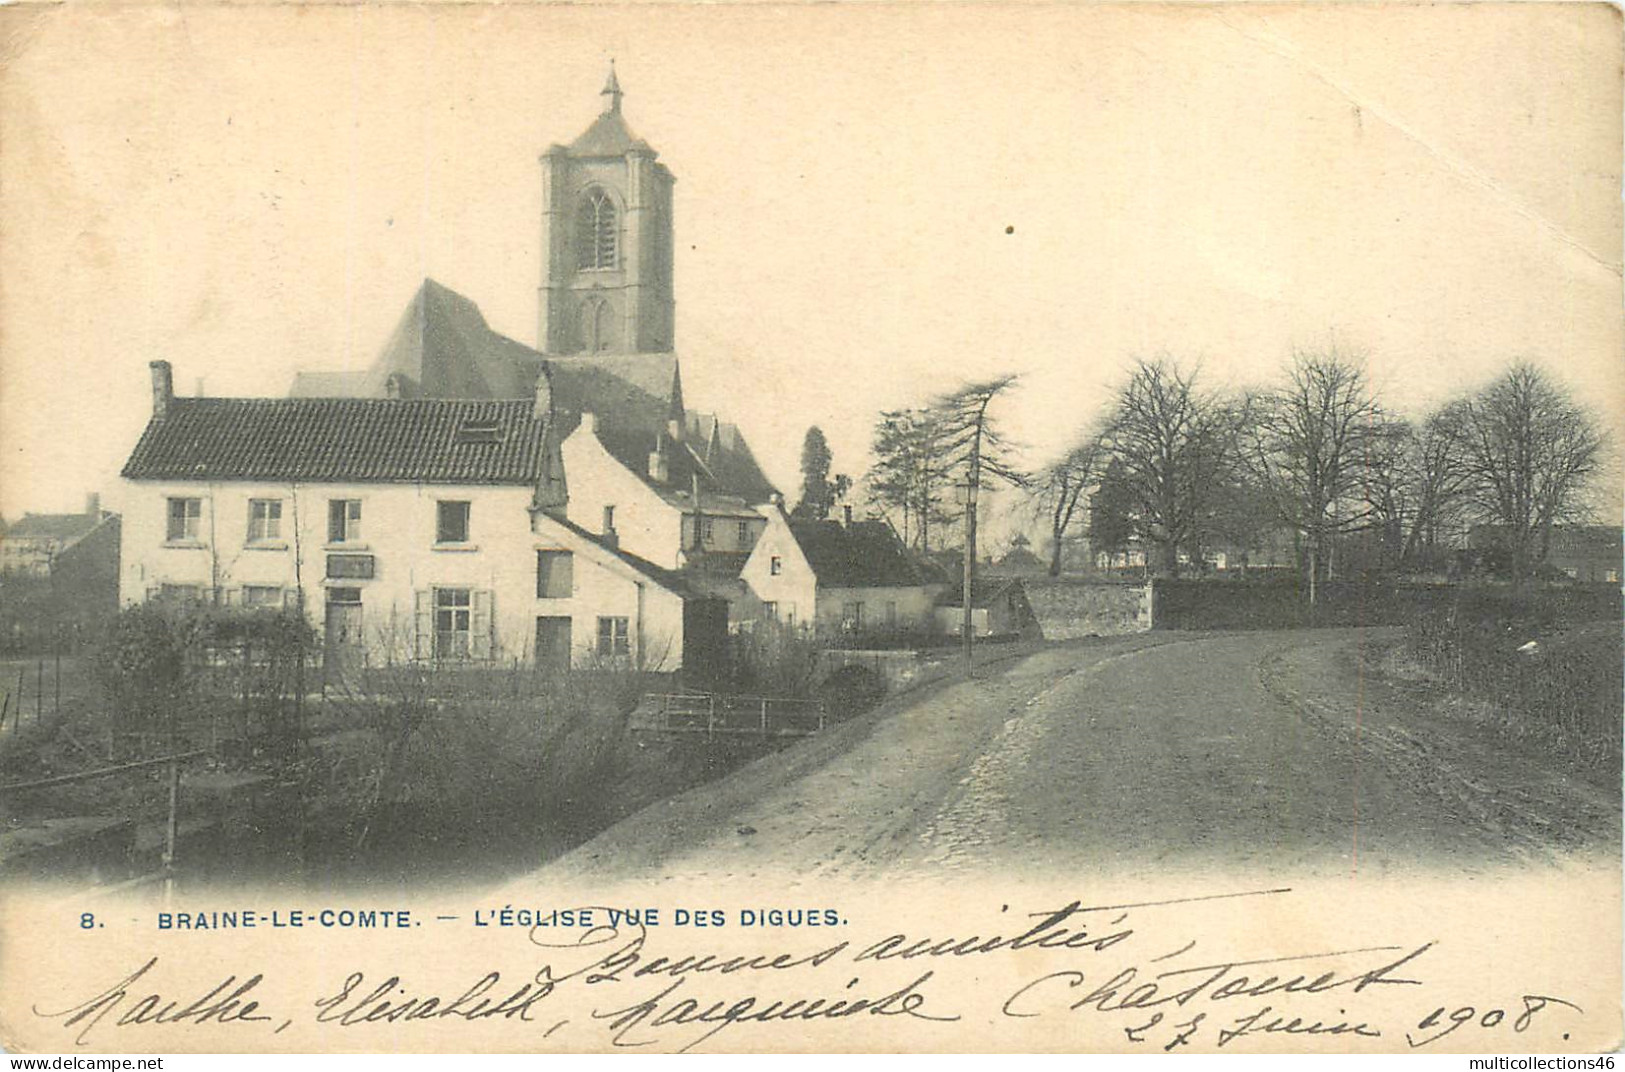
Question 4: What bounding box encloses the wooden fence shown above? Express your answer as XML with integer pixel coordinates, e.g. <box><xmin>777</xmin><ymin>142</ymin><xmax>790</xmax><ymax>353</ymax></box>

<box><xmin>631</xmin><ymin>693</ymin><xmax>827</xmax><ymax>739</ymax></box>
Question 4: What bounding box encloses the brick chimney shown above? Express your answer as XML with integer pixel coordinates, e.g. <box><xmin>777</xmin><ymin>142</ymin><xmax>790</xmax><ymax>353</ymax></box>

<box><xmin>84</xmin><ymin>492</ymin><xmax>100</xmax><ymax>518</ymax></box>
<box><xmin>149</xmin><ymin>361</ymin><xmax>173</xmax><ymax>418</ymax></box>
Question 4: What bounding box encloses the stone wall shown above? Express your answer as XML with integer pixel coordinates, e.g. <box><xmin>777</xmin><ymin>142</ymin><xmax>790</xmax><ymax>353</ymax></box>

<box><xmin>1024</xmin><ymin>579</ymin><xmax>1152</xmax><ymax>639</ymax></box>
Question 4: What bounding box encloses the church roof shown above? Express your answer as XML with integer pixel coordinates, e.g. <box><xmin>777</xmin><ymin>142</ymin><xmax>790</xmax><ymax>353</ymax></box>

<box><xmin>289</xmin><ymin>280</ymin><xmax>543</xmax><ymax>401</ymax></box>
<box><xmin>283</xmin><ymin>278</ymin><xmax>775</xmax><ymax>503</ymax></box>
<box><xmin>122</xmin><ymin>398</ymin><xmax>550</xmax><ymax>486</ymax></box>
<box><xmin>566</xmin><ymin>109</ymin><xmax>654</xmax><ymax>158</ymax></box>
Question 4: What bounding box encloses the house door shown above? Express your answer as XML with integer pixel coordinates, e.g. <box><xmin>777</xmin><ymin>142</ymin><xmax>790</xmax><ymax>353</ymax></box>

<box><xmin>324</xmin><ymin>589</ymin><xmax>364</xmax><ymax>686</ymax></box>
<box><xmin>535</xmin><ymin>616</ymin><xmax>572</xmax><ymax>673</ymax></box>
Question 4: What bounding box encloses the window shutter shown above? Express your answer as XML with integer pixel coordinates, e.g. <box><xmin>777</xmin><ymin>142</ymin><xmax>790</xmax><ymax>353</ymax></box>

<box><xmin>413</xmin><ymin>590</ymin><xmax>432</xmax><ymax>661</ymax></box>
<box><xmin>471</xmin><ymin>590</ymin><xmax>493</xmax><ymax>660</ymax></box>
<box><xmin>328</xmin><ymin>501</ymin><xmax>344</xmax><ymax>543</ymax></box>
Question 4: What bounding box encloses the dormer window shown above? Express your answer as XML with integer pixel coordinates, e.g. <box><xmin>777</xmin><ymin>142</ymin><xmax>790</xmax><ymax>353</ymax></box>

<box><xmin>576</xmin><ymin>188</ymin><xmax>618</xmax><ymax>270</ymax></box>
<box><xmin>456</xmin><ymin>418</ymin><xmax>502</xmax><ymax>444</ymax></box>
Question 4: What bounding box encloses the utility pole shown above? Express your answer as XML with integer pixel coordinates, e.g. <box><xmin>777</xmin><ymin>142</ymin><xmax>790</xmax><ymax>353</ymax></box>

<box><xmin>960</xmin><ymin>392</ymin><xmax>993</xmax><ymax>674</ymax></box>
<box><xmin>961</xmin><ymin>476</ymin><xmax>977</xmax><ymax>673</ymax></box>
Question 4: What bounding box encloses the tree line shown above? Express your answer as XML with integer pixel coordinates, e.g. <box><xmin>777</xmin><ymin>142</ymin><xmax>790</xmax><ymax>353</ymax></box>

<box><xmin>792</xmin><ymin>350</ymin><xmax>1607</xmax><ymax>590</ymax></box>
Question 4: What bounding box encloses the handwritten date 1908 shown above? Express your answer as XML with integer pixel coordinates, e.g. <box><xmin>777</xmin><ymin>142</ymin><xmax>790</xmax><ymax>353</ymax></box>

<box><xmin>1406</xmin><ymin>995</ymin><xmax>1583</xmax><ymax>1049</ymax></box>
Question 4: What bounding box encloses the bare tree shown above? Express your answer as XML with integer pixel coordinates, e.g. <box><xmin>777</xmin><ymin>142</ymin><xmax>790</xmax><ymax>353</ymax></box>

<box><xmin>1239</xmin><ymin>348</ymin><xmax>1395</xmax><ymax>600</ymax></box>
<box><xmin>1034</xmin><ymin>431</ymin><xmax>1108</xmax><ymax>576</ymax></box>
<box><xmin>1102</xmin><ymin>357</ymin><xmax>1234</xmax><ymax>578</ymax></box>
<box><xmin>865</xmin><ymin>408</ymin><xmax>953</xmax><ymax>550</ymax></box>
<box><xmin>931</xmin><ymin>374</ymin><xmax>1028</xmax><ymax>493</ymax></box>
<box><xmin>1363</xmin><ymin>411</ymin><xmax>1473</xmax><ymax>573</ymax></box>
<box><xmin>1437</xmin><ymin>362</ymin><xmax>1604</xmax><ymax>578</ymax></box>
<box><xmin>930</xmin><ymin>375</ymin><xmax>1024</xmax><ymax>665</ymax></box>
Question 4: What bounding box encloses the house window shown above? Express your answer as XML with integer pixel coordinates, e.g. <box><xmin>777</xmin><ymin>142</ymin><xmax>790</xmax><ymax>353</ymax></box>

<box><xmin>596</xmin><ymin>616</ymin><xmax>630</xmax><ymax>658</ymax></box>
<box><xmin>763</xmin><ymin>601</ymin><xmax>778</xmax><ymax>622</ymax></box>
<box><xmin>537</xmin><ymin>550</ymin><xmax>574</xmax><ymax>598</ymax></box>
<box><xmin>737</xmin><ymin>520</ymin><xmax>752</xmax><ymax>548</ymax></box>
<box><xmin>435</xmin><ymin>588</ymin><xmax>472</xmax><ymax>659</ymax></box>
<box><xmin>842</xmin><ymin>601</ymin><xmax>864</xmax><ymax>631</ymax></box>
<box><xmin>602</xmin><ymin>505</ymin><xmax>616</xmax><ymax>534</ymax></box>
<box><xmin>770</xmin><ymin>555</ymin><xmax>782</xmax><ymax>576</ymax></box>
<box><xmin>701</xmin><ymin>518</ymin><xmax>715</xmax><ymax>544</ymax></box>
<box><xmin>328</xmin><ymin>499</ymin><xmax>362</xmax><ymax>543</ymax></box>
<box><xmin>576</xmin><ymin>188</ymin><xmax>618</xmax><ymax>271</ymax></box>
<box><xmin>166</xmin><ymin>498</ymin><xmax>201</xmax><ymax>542</ymax></box>
<box><xmin>247</xmin><ymin>499</ymin><xmax>283</xmax><ymax>543</ymax></box>
<box><xmin>437</xmin><ymin>501</ymin><xmax>471</xmax><ymax>544</ymax></box>
<box><xmin>159</xmin><ymin>583</ymin><xmax>202</xmax><ymax>604</ymax></box>
<box><xmin>885</xmin><ymin>601</ymin><xmax>898</xmax><ymax>629</ymax></box>
<box><xmin>243</xmin><ymin>585</ymin><xmax>284</xmax><ymax>608</ymax></box>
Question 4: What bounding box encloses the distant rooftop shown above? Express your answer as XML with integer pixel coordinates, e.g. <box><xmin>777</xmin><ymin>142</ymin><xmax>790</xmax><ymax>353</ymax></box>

<box><xmin>789</xmin><ymin>519</ymin><xmax>930</xmax><ymax>589</ymax></box>
<box><xmin>1</xmin><ymin>512</ymin><xmax>109</xmax><ymax>543</ymax></box>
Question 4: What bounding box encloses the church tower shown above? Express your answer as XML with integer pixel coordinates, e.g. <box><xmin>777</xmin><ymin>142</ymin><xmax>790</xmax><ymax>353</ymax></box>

<box><xmin>538</xmin><ymin>67</ymin><xmax>676</xmax><ymax>356</ymax></box>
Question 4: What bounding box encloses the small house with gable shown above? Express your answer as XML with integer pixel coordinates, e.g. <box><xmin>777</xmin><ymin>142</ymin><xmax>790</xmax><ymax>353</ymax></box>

<box><xmin>740</xmin><ymin>507</ymin><xmax>942</xmax><ymax>637</ymax></box>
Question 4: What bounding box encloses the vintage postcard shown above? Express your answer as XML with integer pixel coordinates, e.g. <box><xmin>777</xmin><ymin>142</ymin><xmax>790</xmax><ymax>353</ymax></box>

<box><xmin>0</xmin><ymin>1</ymin><xmax>1620</xmax><ymax>1056</ymax></box>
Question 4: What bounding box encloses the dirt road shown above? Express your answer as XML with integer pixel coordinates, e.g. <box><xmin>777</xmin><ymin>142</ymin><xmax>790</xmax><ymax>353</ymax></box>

<box><xmin>519</xmin><ymin>630</ymin><xmax>1619</xmax><ymax>889</ymax></box>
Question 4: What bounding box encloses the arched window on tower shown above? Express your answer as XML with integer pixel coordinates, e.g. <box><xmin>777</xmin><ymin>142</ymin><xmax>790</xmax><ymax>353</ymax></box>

<box><xmin>576</xmin><ymin>188</ymin><xmax>618</xmax><ymax>271</ymax></box>
<box><xmin>577</xmin><ymin>297</ymin><xmax>618</xmax><ymax>353</ymax></box>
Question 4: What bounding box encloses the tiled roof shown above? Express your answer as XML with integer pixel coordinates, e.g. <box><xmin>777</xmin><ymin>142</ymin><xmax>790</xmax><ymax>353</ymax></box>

<box><xmin>551</xmin><ymin>515</ymin><xmax>708</xmax><ymax>601</ymax></box>
<box><xmin>122</xmin><ymin>398</ymin><xmax>550</xmax><ymax>485</ymax></box>
<box><xmin>789</xmin><ymin>519</ymin><xmax>928</xmax><ymax>589</ymax></box>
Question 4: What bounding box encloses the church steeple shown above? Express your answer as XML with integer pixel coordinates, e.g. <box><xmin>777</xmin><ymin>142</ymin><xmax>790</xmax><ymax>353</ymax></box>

<box><xmin>537</xmin><ymin>70</ymin><xmax>676</xmax><ymax>356</ymax></box>
<box><xmin>601</xmin><ymin>62</ymin><xmax>623</xmax><ymax>115</ymax></box>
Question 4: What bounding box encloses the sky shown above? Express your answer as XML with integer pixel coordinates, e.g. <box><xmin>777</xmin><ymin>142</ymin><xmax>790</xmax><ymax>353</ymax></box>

<box><xmin>1</xmin><ymin>3</ymin><xmax>1620</xmax><ymax>527</ymax></box>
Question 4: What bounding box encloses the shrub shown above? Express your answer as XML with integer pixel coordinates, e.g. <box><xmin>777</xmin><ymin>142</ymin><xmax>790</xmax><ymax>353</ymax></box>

<box><xmin>90</xmin><ymin>602</ymin><xmax>316</xmax><ymax>742</ymax></box>
<box><xmin>817</xmin><ymin>664</ymin><xmax>887</xmax><ymax>721</ymax></box>
<box><xmin>727</xmin><ymin>621</ymin><xmax>825</xmax><ymax>697</ymax></box>
<box><xmin>1403</xmin><ymin>591</ymin><xmax>1620</xmax><ymax>773</ymax></box>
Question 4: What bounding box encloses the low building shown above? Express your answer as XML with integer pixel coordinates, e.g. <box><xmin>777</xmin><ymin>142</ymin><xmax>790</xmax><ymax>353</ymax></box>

<box><xmin>120</xmin><ymin>362</ymin><xmax>724</xmax><ymax>675</ymax></box>
<box><xmin>936</xmin><ymin>577</ymin><xmax>1040</xmax><ymax>638</ymax></box>
<box><xmin>0</xmin><ymin>499</ymin><xmax>118</xmax><ymax>578</ymax></box>
<box><xmin>740</xmin><ymin>508</ymin><xmax>941</xmax><ymax>638</ymax></box>
<box><xmin>0</xmin><ymin>498</ymin><xmax>121</xmax><ymax>651</ymax></box>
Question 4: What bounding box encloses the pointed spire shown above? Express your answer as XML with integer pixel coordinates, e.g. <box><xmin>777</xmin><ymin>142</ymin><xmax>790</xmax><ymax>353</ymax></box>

<box><xmin>601</xmin><ymin>61</ymin><xmax>623</xmax><ymax>115</ymax></box>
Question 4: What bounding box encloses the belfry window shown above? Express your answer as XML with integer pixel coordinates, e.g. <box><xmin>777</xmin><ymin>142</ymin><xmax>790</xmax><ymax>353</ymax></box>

<box><xmin>577</xmin><ymin>189</ymin><xmax>618</xmax><ymax>270</ymax></box>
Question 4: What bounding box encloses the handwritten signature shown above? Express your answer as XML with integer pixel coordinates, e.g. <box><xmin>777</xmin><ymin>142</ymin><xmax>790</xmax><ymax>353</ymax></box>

<box><xmin>31</xmin><ymin>889</ymin><xmax>1585</xmax><ymax>1052</ymax></box>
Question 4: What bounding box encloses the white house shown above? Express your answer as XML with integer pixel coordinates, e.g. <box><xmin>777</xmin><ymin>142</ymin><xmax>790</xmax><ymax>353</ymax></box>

<box><xmin>118</xmin><ymin>73</ymin><xmax>774</xmax><ymax>674</ymax></box>
<box><xmin>739</xmin><ymin>508</ymin><xmax>942</xmax><ymax>637</ymax></box>
<box><xmin>120</xmin><ymin>362</ymin><xmax>723</xmax><ymax>675</ymax></box>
